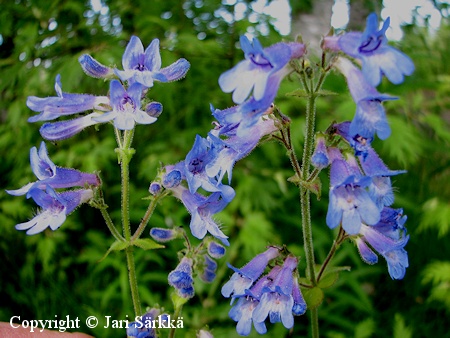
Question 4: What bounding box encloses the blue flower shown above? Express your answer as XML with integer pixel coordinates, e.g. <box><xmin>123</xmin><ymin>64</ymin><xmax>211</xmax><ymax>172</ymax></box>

<box><xmin>291</xmin><ymin>276</ymin><xmax>307</xmax><ymax>316</ymax></box>
<box><xmin>168</xmin><ymin>257</ymin><xmax>195</xmax><ymax>298</ymax></box>
<box><xmin>78</xmin><ymin>54</ymin><xmax>114</xmax><ymax>79</ymax></box>
<box><xmin>27</xmin><ymin>75</ymin><xmax>109</xmax><ymax>123</ymax></box>
<box><xmin>326</xmin><ymin>154</ymin><xmax>380</xmax><ymax>235</ymax></box>
<box><xmin>14</xmin><ymin>186</ymin><xmax>93</xmax><ymax>235</ymax></box>
<box><xmin>127</xmin><ymin>308</ymin><xmax>162</xmax><ymax>338</ymax></box>
<box><xmin>325</xmin><ymin>13</ymin><xmax>414</xmax><ymax>86</ymax></box>
<box><xmin>219</xmin><ymin>36</ymin><xmax>305</xmax><ymax>104</ymax></box>
<box><xmin>358</xmin><ymin>146</ymin><xmax>406</xmax><ymax>210</ymax></box>
<box><xmin>252</xmin><ymin>256</ymin><xmax>298</xmax><ymax>330</ymax></box>
<box><xmin>184</xmin><ymin>135</ymin><xmax>224</xmax><ymax>195</ymax></box>
<box><xmin>170</xmin><ymin>186</ymin><xmax>231</xmax><ymax>245</ymax></box>
<box><xmin>39</xmin><ymin>113</ymin><xmax>104</xmax><ymax>141</ymax></box>
<box><xmin>221</xmin><ymin>246</ymin><xmax>280</xmax><ymax>299</ymax></box>
<box><xmin>115</xmin><ymin>36</ymin><xmax>190</xmax><ymax>88</ymax></box>
<box><xmin>93</xmin><ymin>80</ymin><xmax>157</xmax><ymax>130</ymax></box>
<box><xmin>357</xmin><ymin>220</ymin><xmax>409</xmax><ymax>280</ymax></box>
<box><xmin>207</xmin><ymin>105</ymin><xmax>278</xmax><ymax>182</ymax></box>
<box><xmin>200</xmin><ymin>255</ymin><xmax>218</xmax><ymax>283</ymax></box>
<box><xmin>229</xmin><ymin>296</ymin><xmax>267</xmax><ymax>336</ymax></box>
<box><xmin>6</xmin><ymin>142</ymin><xmax>99</xmax><ymax>197</ymax></box>
<box><xmin>311</xmin><ymin>135</ymin><xmax>330</xmax><ymax>169</ymax></box>
<box><xmin>334</xmin><ymin>57</ymin><xmax>397</xmax><ymax>140</ymax></box>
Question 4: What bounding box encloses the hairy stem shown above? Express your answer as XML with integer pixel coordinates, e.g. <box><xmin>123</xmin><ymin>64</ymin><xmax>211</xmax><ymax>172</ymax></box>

<box><xmin>116</xmin><ymin>128</ymin><xmax>141</xmax><ymax>316</ymax></box>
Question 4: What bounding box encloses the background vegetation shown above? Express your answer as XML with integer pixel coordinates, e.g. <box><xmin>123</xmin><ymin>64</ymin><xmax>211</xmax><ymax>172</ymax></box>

<box><xmin>0</xmin><ymin>0</ymin><xmax>449</xmax><ymax>337</ymax></box>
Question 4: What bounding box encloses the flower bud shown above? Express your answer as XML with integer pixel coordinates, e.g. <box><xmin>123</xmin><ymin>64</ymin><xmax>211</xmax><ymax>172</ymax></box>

<box><xmin>150</xmin><ymin>227</ymin><xmax>178</xmax><ymax>242</ymax></box>
<box><xmin>78</xmin><ymin>54</ymin><xmax>114</xmax><ymax>79</ymax></box>
<box><xmin>146</xmin><ymin>101</ymin><xmax>163</xmax><ymax>118</ymax></box>
<box><xmin>149</xmin><ymin>181</ymin><xmax>162</xmax><ymax>195</ymax></box>
<box><xmin>162</xmin><ymin>170</ymin><xmax>182</xmax><ymax>189</ymax></box>
<box><xmin>207</xmin><ymin>241</ymin><xmax>226</xmax><ymax>259</ymax></box>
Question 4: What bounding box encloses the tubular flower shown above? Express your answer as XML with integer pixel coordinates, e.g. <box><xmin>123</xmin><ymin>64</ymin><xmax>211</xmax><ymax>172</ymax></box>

<box><xmin>333</xmin><ymin>57</ymin><xmax>396</xmax><ymax>140</ymax></box>
<box><xmin>170</xmin><ymin>186</ymin><xmax>231</xmax><ymax>246</ymax></box>
<box><xmin>323</xmin><ymin>13</ymin><xmax>414</xmax><ymax>86</ymax></box>
<box><xmin>27</xmin><ymin>74</ymin><xmax>109</xmax><ymax>123</ymax></box>
<box><xmin>14</xmin><ymin>186</ymin><xmax>93</xmax><ymax>235</ymax></box>
<box><xmin>355</xmin><ymin>211</ymin><xmax>409</xmax><ymax>280</ymax></box>
<box><xmin>168</xmin><ymin>257</ymin><xmax>195</xmax><ymax>299</ymax></box>
<box><xmin>6</xmin><ymin>142</ymin><xmax>99</xmax><ymax>197</ymax></box>
<box><xmin>78</xmin><ymin>54</ymin><xmax>114</xmax><ymax>79</ymax></box>
<box><xmin>252</xmin><ymin>256</ymin><xmax>299</xmax><ymax>330</ymax></box>
<box><xmin>115</xmin><ymin>36</ymin><xmax>190</xmax><ymax>88</ymax></box>
<box><xmin>221</xmin><ymin>246</ymin><xmax>280</xmax><ymax>300</ymax></box>
<box><xmin>219</xmin><ymin>35</ymin><xmax>305</xmax><ymax>104</ymax></box>
<box><xmin>93</xmin><ymin>80</ymin><xmax>157</xmax><ymax>130</ymax></box>
<box><xmin>326</xmin><ymin>154</ymin><xmax>380</xmax><ymax>235</ymax></box>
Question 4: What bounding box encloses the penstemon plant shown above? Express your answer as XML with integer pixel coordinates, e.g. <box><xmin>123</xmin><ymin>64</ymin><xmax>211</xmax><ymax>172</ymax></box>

<box><xmin>7</xmin><ymin>12</ymin><xmax>414</xmax><ymax>338</ymax></box>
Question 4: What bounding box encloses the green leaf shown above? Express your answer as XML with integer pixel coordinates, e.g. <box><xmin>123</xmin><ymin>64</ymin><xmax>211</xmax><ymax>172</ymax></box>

<box><xmin>317</xmin><ymin>271</ymin><xmax>339</xmax><ymax>289</ymax></box>
<box><xmin>316</xmin><ymin>89</ymin><xmax>339</xmax><ymax>97</ymax></box>
<box><xmin>98</xmin><ymin>240</ymin><xmax>129</xmax><ymax>262</ymax></box>
<box><xmin>354</xmin><ymin>318</ymin><xmax>376</xmax><ymax>338</ymax></box>
<box><xmin>132</xmin><ymin>238</ymin><xmax>164</xmax><ymax>250</ymax></box>
<box><xmin>303</xmin><ymin>287</ymin><xmax>324</xmax><ymax>309</ymax></box>
<box><xmin>418</xmin><ymin>198</ymin><xmax>450</xmax><ymax>237</ymax></box>
<box><xmin>393</xmin><ymin>313</ymin><xmax>413</xmax><ymax>338</ymax></box>
<box><xmin>286</xmin><ymin>89</ymin><xmax>310</xmax><ymax>97</ymax></box>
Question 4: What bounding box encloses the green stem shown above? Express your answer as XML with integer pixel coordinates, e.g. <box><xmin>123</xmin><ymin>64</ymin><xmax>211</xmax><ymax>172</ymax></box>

<box><xmin>168</xmin><ymin>305</ymin><xmax>182</xmax><ymax>338</ymax></box>
<box><xmin>116</xmin><ymin>128</ymin><xmax>141</xmax><ymax>317</ymax></box>
<box><xmin>99</xmin><ymin>206</ymin><xmax>124</xmax><ymax>242</ymax></box>
<box><xmin>316</xmin><ymin>227</ymin><xmax>345</xmax><ymax>282</ymax></box>
<box><xmin>310</xmin><ymin>308</ymin><xmax>319</xmax><ymax>338</ymax></box>
<box><xmin>125</xmin><ymin>247</ymin><xmax>141</xmax><ymax>316</ymax></box>
<box><xmin>301</xmin><ymin>91</ymin><xmax>317</xmax><ymax>286</ymax></box>
<box><xmin>131</xmin><ymin>191</ymin><xmax>167</xmax><ymax>241</ymax></box>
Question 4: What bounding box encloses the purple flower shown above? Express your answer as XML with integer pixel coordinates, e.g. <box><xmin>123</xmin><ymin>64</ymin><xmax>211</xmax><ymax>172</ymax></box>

<box><xmin>358</xmin><ymin>147</ymin><xmax>406</xmax><ymax>210</ymax></box>
<box><xmin>357</xmin><ymin>221</ymin><xmax>409</xmax><ymax>279</ymax></box>
<box><xmin>78</xmin><ymin>54</ymin><xmax>114</xmax><ymax>79</ymax></box>
<box><xmin>221</xmin><ymin>246</ymin><xmax>280</xmax><ymax>299</ymax></box>
<box><xmin>39</xmin><ymin>113</ymin><xmax>103</xmax><ymax>141</ymax></box>
<box><xmin>14</xmin><ymin>186</ymin><xmax>93</xmax><ymax>235</ymax></box>
<box><xmin>324</xmin><ymin>13</ymin><xmax>414</xmax><ymax>86</ymax></box>
<box><xmin>200</xmin><ymin>255</ymin><xmax>218</xmax><ymax>283</ymax></box>
<box><xmin>252</xmin><ymin>256</ymin><xmax>298</xmax><ymax>329</ymax></box>
<box><xmin>27</xmin><ymin>75</ymin><xmax>109</xmax><ymax>123</ymax></box>
<box><xmin>326</xmin><ymin>155</ymin><xmax>380</xmax><ymax>235</ymax></box>
<box><xmin>127</xmin><ymin>308</ymin><xmax>162</xmax><ymax>338</ymax></box>
<box><xmin>219</xmin><ymin>36</ymin><xmax>305</xmax><ymax>104</ymax></box>
<box><xmin>334</xmin><ymin>57</ymin><xmax>397</xmax><ymax>140</ymax></box>
<box><xmin>311</xmin><ymin>135</ymin><xmax>330</xmax><ymax>169</ymax></box>
<box><xmin>168</xmin><ymin>257</ymin><xmax>195</xmax><ymax>299</ymax></box>
<box><xmin>115</xmin><ymin>36</ymin><xmax>190</xmax><ymax>88</ymax></box>
<box><xmin>6</xmin><ymin>142</ymin><xmax>99</xmax><ymax>197</ymax></box>
<box><xmin>229</xmin><ymin>296</ymin><xmax>267</xmax><ymax>336</ymax></box>
<box><xmin>291</xmin><ymin>277</ymin><xmax>307</xmax><ymax>316</ymax></box>
<box><xmin>93</xmin><ymin>80</ymin><xmax>157</xmax><ymax>130</ymax></box>
<box><xmin>206</xmin><ymin>106</ymin><xmax>278</xmax><ymax>182</ymax></box>
<box><xmin>170</xmin><ymin>186</ymin><xmax>231</xmax><ymax>245</ymax></box>
<box><xmin>184</xmin><ymin>135</ymin><xmax>223</xmax><ymax>195</ymax></box>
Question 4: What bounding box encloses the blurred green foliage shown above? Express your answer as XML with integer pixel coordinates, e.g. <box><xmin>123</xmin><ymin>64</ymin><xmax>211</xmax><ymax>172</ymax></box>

<box><xmin>0</xmin><ymin>1</ymin><xmax>449</xmax><ymax>337</ymax></box>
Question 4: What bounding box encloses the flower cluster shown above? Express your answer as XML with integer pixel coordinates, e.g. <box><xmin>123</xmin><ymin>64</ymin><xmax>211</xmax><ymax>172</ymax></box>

<box><xmin>148</xmin><ymin>36</ymin><xmax>305</xmax><ymax>247</ymax></box>
<box><xmin>151</xmin><ymin>225</ymin><xmax>226</xmax><ymax>298</ymax></box>
<box><xmin>222</xmin><ymin>247</ymin><xmax>306</xmax><ymax>335</ymax></box>
<box><xmin>26</xmin><ymin>36</ymin><xmax>189</xmax><ymax>140</ymax></box>
<box><xmin>6</xmin><ymin>142</ymin><xmax>99</xmax><ymax>234</ymax></box>
<box><xmin>319</xmin><ymin>13</ymin><xmax>412</xmax><ymax>279</ymax></box>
